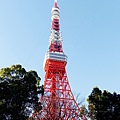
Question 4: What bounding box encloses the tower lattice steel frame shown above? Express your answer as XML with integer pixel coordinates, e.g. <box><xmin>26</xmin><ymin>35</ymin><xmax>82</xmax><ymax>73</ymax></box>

<box><xmin>33</xmin><ymin>0</ymin><xmax>84</xmax><ymax>119</ymax></box>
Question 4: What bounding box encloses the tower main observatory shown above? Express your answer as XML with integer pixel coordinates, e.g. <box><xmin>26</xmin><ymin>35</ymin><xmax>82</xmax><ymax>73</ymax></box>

<box><xmin>34</xmin><ymin>0</ymin><xmax>81</xmax><ymax>119</ymax></box>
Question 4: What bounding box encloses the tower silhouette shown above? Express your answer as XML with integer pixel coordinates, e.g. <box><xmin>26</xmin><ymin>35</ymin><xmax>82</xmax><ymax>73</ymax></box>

<box><xmin>34</xmin><ymin>0</ymin><xmax>81</xmax><ymax>119</ymax></box>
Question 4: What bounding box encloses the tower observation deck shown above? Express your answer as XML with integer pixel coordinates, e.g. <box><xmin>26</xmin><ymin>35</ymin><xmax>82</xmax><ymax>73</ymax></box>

<box><xmin>33</xmin><ymin>0</ymin><xmax>83</xmax><ymax>119</ymax></box>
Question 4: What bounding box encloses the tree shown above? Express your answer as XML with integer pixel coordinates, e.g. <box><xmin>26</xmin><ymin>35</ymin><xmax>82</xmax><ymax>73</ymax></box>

<box><xmin>87</xmin><ymin>87</ymin><xmax>120</xmax><ymax>120</ymax></box>
<box><xmin>0</xmin><ymin>64</ymin><xmax>42</xmax><ymax>120</ymax></box>
<box><xmin>80</xmin><ymin>105</ymin><xmax>88</xmax><ymax>120</ymax></box>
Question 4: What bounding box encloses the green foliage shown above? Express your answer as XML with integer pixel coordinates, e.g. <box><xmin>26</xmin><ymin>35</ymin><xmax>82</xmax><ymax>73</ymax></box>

<box><xmin>87</xmin><ymin>87</ymin><xmax>120</xmax><ymax>120</ymax></box>
<box><xmin>0</xmin><ymin>64</ymin><xmax>42</xmax><ymax>120</ymax></box>
<box><xmin>80</xmin><ymin>105</ymin><xmax>88</xmax><ymax>120</ymax></box>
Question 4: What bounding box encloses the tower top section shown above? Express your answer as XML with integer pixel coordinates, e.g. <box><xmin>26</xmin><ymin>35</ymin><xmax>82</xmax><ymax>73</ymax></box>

<box><xmin>50</xmin><ymin>0</ymin><xmax>63</xmax><ymax>52</ymax></box>
<box><xmin>43</xmin><ymin>0</ymin><xmax>67</xmax><ymax>69</ymax></box>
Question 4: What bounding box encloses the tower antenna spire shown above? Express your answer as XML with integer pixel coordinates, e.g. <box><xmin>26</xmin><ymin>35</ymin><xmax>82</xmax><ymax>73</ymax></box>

<box><xmin>54</xmin><ymin>0</ymin><xmax>58</xmax><ymax>7</ymax></box>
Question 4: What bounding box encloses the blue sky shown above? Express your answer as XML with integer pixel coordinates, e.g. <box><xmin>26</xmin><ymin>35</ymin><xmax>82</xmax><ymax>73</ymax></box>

<box><xmin>0</xmin><ymin>0</ymin><xmax>120</xmax><ymax>103</ymax></box>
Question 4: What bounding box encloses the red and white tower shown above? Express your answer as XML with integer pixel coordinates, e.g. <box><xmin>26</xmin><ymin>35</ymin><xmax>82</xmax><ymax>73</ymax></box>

<box><xmin>34</xmin><ymin>0</ymin><xmax>81</xmax><ymax>119</ymax></box>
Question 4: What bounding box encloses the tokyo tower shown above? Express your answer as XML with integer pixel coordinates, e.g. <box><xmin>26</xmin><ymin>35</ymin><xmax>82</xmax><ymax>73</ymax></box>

<box><xmin>33</xmin><ymin>0</ymin><xmax>82</xmax><ymax>119</ymax></box>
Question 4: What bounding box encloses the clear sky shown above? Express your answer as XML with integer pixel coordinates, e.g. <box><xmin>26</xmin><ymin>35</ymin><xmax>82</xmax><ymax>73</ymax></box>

<box><xmin>0</xmin><ymin>0</ymin><xmax>120</xmax><ymax>104</ymax></box>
